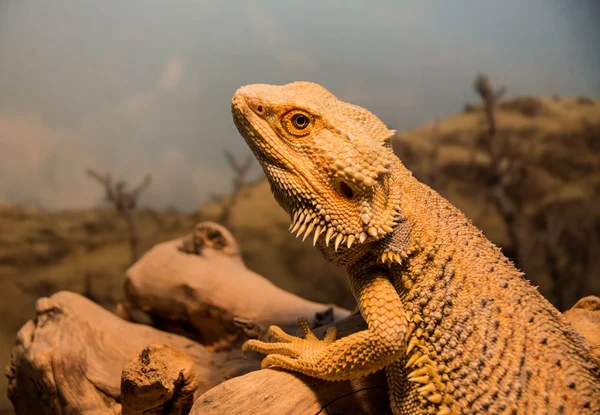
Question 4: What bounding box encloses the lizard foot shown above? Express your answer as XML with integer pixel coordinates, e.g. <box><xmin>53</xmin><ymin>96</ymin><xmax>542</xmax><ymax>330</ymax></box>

<box><xmin>242</xmin><ymin>318</ymin><xmax>337</xmax><ymax>372</ymax></box>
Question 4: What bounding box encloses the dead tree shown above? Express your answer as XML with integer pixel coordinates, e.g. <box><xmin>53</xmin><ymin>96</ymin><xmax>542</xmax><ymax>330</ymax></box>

<box><xmin>86</xmin><ymin>169</ymin><xmax>151</xmax><ymax>263</ymax></box>
<box><xmin>472</xmin><ymin>74</ymin><xmax>531</xmax><ymax>281</ymax></box>
<box><xmin>473</xmin><ymin>74</ymin><xmax>600</xmax><ymax>309</ymax></box>
<box><xmin>474</xmin><ymin>73</ymin><xmax>506</xmax><ymax>136</ymax></box>
<box><xmin>213</xmin><ymin>151</ymin><xmax>254</xmax><ymax>230</ymax></box>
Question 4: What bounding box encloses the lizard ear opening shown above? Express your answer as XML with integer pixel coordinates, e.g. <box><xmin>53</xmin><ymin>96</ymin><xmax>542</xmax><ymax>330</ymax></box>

<box><xmin>340</xmin><ymin>181</ymin><xmax>354</xmax><ymax>199</ymax></box>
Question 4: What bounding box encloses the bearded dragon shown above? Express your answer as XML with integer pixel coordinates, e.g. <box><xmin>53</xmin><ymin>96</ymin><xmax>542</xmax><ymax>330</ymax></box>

<box><xmin>232</xmin><ymin>81</ymin><xmax>600</xmax><ymax>414</ymax></box>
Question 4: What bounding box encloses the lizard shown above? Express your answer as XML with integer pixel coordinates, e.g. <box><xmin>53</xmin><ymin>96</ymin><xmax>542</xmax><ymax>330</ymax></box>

<box><xmin>231</xmin><ymin>81</ymin><xmax>600</xmax><ymax>414</ymax></box>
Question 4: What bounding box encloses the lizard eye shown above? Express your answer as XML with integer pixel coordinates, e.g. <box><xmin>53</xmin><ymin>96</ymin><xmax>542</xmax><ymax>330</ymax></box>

<box><xmin>282</xmin><ymin>110</ymin><xmax>313</xmax><ymax>137</ymax></box>
<box><xmin>292</xmin><ymin>114</ymin><xmax>309</xmax><ymax>129</ymax></box>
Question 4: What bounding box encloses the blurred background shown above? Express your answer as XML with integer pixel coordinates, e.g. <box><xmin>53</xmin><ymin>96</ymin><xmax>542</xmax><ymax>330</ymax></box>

<box><xmin>0</xmin><ymin>1</ymin><xmax>599</xmax><ymax>413</ymax></box>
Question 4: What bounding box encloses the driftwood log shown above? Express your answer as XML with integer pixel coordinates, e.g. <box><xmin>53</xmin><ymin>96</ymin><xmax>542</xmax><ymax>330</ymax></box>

<box><xmin>6</xmin><ymin>291</ymin><xmax>258</xmax><ymax>414</ymax></box>
<box><xmin>120</xmin><ymin>222</ymin><xmax>350</xmax><ymax>349</ymax></box>
<box><xmin>6</xmin><ymin>221</ymin><xmax>357</xmax><ymax>414</ymax></box>
<box><xmin>6</xmin><ymin>220</ymin><xmax>600</xmax><ymax>415</ymax></box>
<box><xmin>193</xmin><ymin>370</ymin><xmax>390</xmax><ymax>415</ymax></box>
<box><xmin>121</xmin><ymin>343</ymin><xmax>200</xmax><ymax>415</ymax></box>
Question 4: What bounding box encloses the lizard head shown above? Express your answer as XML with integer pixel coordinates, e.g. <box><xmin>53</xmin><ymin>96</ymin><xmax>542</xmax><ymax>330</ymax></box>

<box><xmin>231</xmin><ymin>81</ymin><xmax>403</xmax><ymax>251</ymax></box>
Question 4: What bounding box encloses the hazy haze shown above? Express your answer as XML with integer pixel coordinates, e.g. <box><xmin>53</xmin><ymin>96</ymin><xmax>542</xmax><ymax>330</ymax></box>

<box><xmin>1</xmin><ymin>0</ymin><xmax>598</xmax><ymax>209</ymax></box>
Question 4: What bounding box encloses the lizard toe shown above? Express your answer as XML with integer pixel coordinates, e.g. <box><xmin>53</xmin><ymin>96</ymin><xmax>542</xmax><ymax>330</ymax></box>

<box><xmin>266</xmin><ymin>325</ymin><xmax>302</xmax><ymax>343</ymax></box>
<box><xmin>261</xmin><ymin>354</ymin><xmax>317</xmax><ymax>372</ymax></box>
<box><xmin>241</xmin><ymin>339</ymin><xmax>302</xmax><ymax>358</ymax></box>
<box><xmin>296</xmin><ymin>317</ymin><xmax>318</xmax><ymax>341</ymax></box>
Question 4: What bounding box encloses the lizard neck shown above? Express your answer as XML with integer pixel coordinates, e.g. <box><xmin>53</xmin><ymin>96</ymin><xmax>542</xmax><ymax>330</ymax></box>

<box><xmin>365</xmin><ymin>158</ymin><xmax>442</xmax><ymax>269</ymax></box>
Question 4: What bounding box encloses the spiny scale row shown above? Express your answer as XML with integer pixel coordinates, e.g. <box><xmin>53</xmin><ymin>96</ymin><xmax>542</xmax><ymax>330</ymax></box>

<box><xmin>380</xmin><ymin>250</ymin><xmax>408</xmax><ymax>266</ymax></box>
<box><xmin>380</xmin><ymin>237</ymin><xmax>422</xmax><ymax>266</ymax></box>
<box><xmin>325</xmin><ymin>151</ymin><xmax>391</xmax><ymax>188</ymax></box>
<box><xmin>404</xmin><ymin>311</ymin><xmax>457</xmax><ymax>415</ymax></box>
<box><xmin>359</xmin><ymin>204</ymin><xmax>398</xmax><ymax>235</ymax></box>
<box><xmin>288</xmin><ymin>206</ymin><xmax>398</xmax><ymax>251</ymax></box>
<box><xmin>289</xmin><ymin>209</ymin><xmax>326</xmax><ymax>246</ymax></box>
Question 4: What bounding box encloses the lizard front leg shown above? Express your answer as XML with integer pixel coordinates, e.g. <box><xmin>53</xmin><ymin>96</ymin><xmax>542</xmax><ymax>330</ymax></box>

<box><xmin>242</xmin><ymin>266</ymin><xmax>408</xmax><ymax>381</ymax></box>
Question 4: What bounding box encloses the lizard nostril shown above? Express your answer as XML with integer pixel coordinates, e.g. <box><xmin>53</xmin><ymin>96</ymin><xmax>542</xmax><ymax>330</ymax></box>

<box><xmin>340</xmin><ymin>181</ymin><xmax>354</xmax><ymax>199</ymax></box>
<box><xmin>256</xmin><ymin>104</ymin><xmax>264</xmax><ymax>113</ymax></box>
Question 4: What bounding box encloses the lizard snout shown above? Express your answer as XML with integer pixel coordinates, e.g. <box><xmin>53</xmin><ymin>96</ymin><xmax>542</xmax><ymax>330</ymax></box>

<box><xmin>232</xmin><ymin>86</ymin><xmax>266</xmax><ymax>118</ymax></box>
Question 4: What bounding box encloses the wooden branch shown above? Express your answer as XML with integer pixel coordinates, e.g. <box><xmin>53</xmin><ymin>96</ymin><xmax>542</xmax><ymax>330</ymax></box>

<box><xmin>122</xmin><ymin>221</ymin><xmax>351</xmax><ymax>349</ymax></box>
<box><xmin>131</xmin><ymin>173</ymin><xmax>152</xmax><ymax>200</ymax></box>
<box><xmin>474</xmin><ymin>73</ymin><xmax>497</xmax><ymax>136</ymax></box>
<box><xmin>86</xmin><ymin>168</ymin><xmax>152</xmax><ymax>263</ymax></box>
<box><xmin>191</xmin><ymin>369</ymin><xmax>390</xmax><ymax>415</ymax></box>
<box><xmin>6</xmin><ymin>291</ymin><xmax>260</xmax><ymax>414</ymax></box>
<box><xmin>121</xmin><ymin>343</ymin><xmax>200</xmax><ymax>415</ymax></box>
<box><xmin>86</xmin><ymin>168</ymin><xmax>116</xmax><ymax>202</ymax></box>
<box><xmin>86</xmin><ymin>168</ymin><xmax>111</xmax><ymax>186</ymax></box>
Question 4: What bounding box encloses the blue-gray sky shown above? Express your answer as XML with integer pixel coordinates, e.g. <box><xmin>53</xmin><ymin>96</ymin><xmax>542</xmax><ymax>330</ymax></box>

<box><xmin>1</xmin><ymin>0</ymin><xmax>598</xmax><ymax>209</ymax></box>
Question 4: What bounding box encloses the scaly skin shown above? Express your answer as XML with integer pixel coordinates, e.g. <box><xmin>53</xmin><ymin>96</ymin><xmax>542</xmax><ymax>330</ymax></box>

<box><xmin>231</xmin><ymin>82</ymin><xmax>600</xmax><ymax>414</ymax></box>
